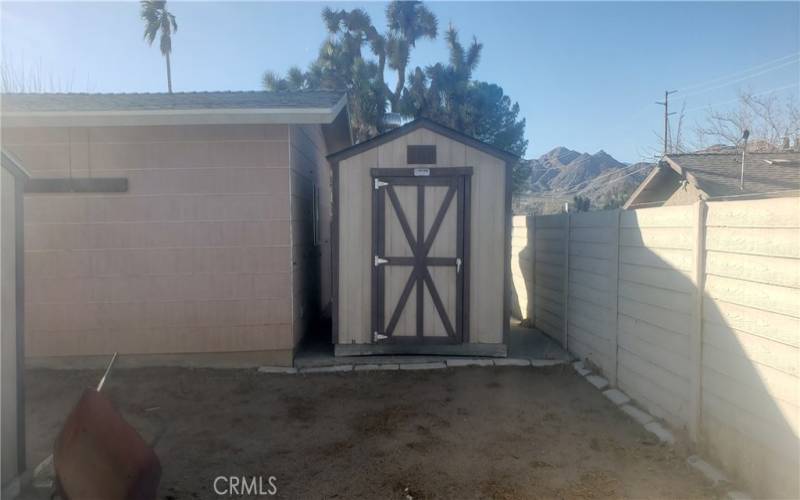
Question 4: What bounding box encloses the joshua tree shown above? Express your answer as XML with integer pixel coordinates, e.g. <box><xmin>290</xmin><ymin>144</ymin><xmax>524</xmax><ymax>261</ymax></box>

<box><xmin>141</xmin><ymin>0</ymin><xmax>177</xmax><ymax>93</ymax></box>
<box><xmin>385</xmin><ymin>0</ymin><xmax>437</xmax><ymax>111</ymax></box>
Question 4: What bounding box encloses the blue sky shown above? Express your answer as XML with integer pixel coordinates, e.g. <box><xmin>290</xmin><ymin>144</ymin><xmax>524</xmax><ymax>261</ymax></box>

<box><xmin>2</xmin><ymin>1</ymin><xmax>798</xmax><ymax>162</ymax></box>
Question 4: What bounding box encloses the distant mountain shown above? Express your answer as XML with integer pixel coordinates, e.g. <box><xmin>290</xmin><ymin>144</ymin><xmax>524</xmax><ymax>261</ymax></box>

<box><xmin>514</xmin><ymin>148</ymin><xmax>654</xmax><ymax>214</ymax></box>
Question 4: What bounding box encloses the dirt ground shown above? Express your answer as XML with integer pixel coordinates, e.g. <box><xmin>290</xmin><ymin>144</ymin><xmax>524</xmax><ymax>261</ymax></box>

<box><xmin>24</xmin><ymin>364</ymin><xmax>721</xmax><ymax>499</ymax></box>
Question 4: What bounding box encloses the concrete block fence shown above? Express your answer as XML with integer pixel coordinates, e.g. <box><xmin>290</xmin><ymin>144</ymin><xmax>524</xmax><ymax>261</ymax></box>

<box><xmin>511</xmin><ymin>197</ymin><xmax>800</xmax><ymax>499</ymax></box>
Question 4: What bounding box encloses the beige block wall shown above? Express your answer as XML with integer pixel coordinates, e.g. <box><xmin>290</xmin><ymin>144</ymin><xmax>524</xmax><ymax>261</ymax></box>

<box><xmin>617</xmin><ymin>205</ymin><xmax>695</xmax><ymax>427</ymax></box>
<box><xmin>2</xmin><ymin>124</ymin><xmax>296</xmax><ymax>358</ymax></box>
<box><xmin>512</xmin><ymin>197</ymin><xmax>800</xmax><ymax>498</ymax></box>
<box><xmin>336</xmin><ymin>127</ymin><xmax>506</xmax><ymax>345</ymax></box>
<box><xmin>510</xmin><ymin>216</ymin><xmax>532</xmax><ymax>319</ymax></box>
<box><xmin>700</xmin><ymin>197</ymin><xmax>799</xmax><ymax>498</ymax></box>
<box><xmin>532</xmin><ymin>214</ymin><xmax>567</xmax><ymax>342</ymax></box>
<box><xmin>567</xmin><ymin>210</ymin><xmax>619</xmax><ymax>380</ymax></box>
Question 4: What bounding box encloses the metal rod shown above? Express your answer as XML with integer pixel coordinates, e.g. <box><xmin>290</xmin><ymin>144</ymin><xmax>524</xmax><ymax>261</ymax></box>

<box><xmin>96</xmin><ymin>352</ymin><xmax>118</xmax><ymax>392</ymax></box>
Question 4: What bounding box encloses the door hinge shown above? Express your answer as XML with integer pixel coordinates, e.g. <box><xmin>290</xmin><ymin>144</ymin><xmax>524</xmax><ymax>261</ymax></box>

<box><xmin>374</xmin><ymin>256</ymin><xmax>389</xmax><ymax>267</ymax></box>
<box><xmin>374</xmin><ymin>178</ymin><xmax>389</xmax><ymax>190</ymax></box>
<box><xmin>373</xmin><ymin>331</ymin><xmax>388</xmax><ymax>342</ymax></box>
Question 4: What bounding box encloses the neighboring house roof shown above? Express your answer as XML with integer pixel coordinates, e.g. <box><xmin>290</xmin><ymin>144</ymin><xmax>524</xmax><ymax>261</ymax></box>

<box><xmin>1</xmin><ymin>91</ymin><xmax>348</xmax><ymax>127</ymax></box>
<box><xmin>327</xmin><ymin>117</ymin><xmax>519</xmax><ymax>164</ymax></box>
<box><xmin>624</xmin><ymin>151</ymin><xmax>800</xmax><ymax>208</ymax></box>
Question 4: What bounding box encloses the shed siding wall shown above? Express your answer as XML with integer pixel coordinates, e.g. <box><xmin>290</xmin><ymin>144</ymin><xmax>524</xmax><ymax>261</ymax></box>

<box><xmin>511</xmin><ymin>197</ymin><xmax>800</xmax><ymax>498</ymax></box>
<box><xmin>2</xmin><ymin>124</ymin><xmax>296</xmax><ymax>357</ymax></box>
<box><xmin>337</xmin><ymin>128</ymin><xmax>506</xmax><ymax>345</ymax></box>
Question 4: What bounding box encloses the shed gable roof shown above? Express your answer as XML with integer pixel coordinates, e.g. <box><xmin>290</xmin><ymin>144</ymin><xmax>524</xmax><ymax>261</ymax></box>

<box><xmin>327</xmin><ymin>118</ymin><xmax>518</xmax><ymax>164</ymax></box>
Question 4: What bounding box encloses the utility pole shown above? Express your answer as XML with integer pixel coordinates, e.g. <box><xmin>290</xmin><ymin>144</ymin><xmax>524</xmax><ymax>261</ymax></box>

<box><xmin>656</xmin><ymin>90</ymin><xmax>678</xmax><ymax>155</ymax></box>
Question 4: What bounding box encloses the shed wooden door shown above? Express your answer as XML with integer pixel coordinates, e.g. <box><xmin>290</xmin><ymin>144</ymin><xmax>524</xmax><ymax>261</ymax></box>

<box><xmin>371</xmin><ymin>168</ymin><xmax>471</xmax><ymax>344</ymax></box>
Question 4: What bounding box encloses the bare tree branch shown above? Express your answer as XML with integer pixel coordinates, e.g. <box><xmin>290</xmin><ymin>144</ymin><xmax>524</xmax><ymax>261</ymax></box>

<box><xmin>693</xmin><ymin>88</ymin><xmax>799</xmax><ymax>152</ymax></box>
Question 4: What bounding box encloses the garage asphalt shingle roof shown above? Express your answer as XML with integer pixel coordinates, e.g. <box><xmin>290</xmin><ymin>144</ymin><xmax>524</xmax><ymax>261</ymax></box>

<box><xmin>666</xmin><ymin>152</ymin><xmax>800</xmax><ymax>197</ymax></box>
<box><xmin>1</xmin><ymin>90</ymin><xmax>346</xmax><ymax>113</ymax></box>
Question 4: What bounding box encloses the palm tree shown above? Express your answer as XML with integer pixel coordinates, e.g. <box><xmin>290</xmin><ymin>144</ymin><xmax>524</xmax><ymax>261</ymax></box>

<box><xmin>141</xmin><ymin>0</ymin><xmax>177</xmax><ymax>93</ymax></box>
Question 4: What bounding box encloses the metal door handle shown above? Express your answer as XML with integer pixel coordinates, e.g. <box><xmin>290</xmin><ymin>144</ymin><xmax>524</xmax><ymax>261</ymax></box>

<box><xmin>456</xmin><ymin>257</ymin><xmax>462</xmax><ymax>273</ymax></box>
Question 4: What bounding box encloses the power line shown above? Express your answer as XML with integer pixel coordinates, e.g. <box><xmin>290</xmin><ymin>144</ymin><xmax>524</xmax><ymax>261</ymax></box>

<box><xmin>530</xmin><ymin>161</ymin><xmax>649</xmax><ymax>196</ymax></box>
<box><xmin>677</xmin><ymin>52</ymin><xmax>800</xmax><ymax>94</ymax></box>
<box><xmin>529</xmin><ymin>151</ymin><xmax>635</xmax><ymax>188</ymax></box>
<box><xmin>682</xmin><ymin>83</ymin><xmax>799</xmax><ymax>114</ymax></box>
<box><xmin>679</xmin><ymin>57</ymin><xmax>800</xmax><ymax>99</ymax></box>
<box><xmin>528</xmin><ymin>164</ymin><xmax>654</xmax><ymax>199</ymax></box>
<box><xmin>573</xmin><ymin>164</ymin><xmax>654</xmax><ymax>195</ymax></box>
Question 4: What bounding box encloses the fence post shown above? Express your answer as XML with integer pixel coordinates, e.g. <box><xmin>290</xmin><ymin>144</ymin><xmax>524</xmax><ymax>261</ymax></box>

<box><xmin>562</xmin><ymin>213</ymin><xmax>571</xmax><ymax>350</ymax></box>
<box><xmin>610</xmin><ymin>209</ymin><xmax>622</xmax><ymax>386</ymax></box>
<box><xmin>688</xmin><ymin>200</ymin><xmax>707</xmax><ymax>442</ymax></box>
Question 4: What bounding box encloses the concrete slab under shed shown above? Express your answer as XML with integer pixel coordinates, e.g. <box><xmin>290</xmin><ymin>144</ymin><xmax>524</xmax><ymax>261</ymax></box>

<box><xmin>293</xmin><ymin>321</ymin><xmax>569</xmax><ymax>369</ymax></box>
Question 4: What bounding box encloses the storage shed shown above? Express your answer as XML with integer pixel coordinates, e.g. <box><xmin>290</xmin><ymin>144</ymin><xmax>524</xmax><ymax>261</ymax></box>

<box><xmin>328</xmin><ymin>119</ymin><xmax>516</xmax><ymax>356</ymax></box>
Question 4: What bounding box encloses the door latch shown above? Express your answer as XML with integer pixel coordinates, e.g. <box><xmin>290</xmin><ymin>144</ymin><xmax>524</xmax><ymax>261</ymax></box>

<box><xmin>374</xmin><ymin>179</ymin><xmax>389</xmax><ymax>190</ymax></box>
<box><xmin>374</xmin><ymin>256</ymin><xmax>389</xmax><ymax>267</ymax></box>
<box><xmin>373</xmin><ymin>331</ymin><xmax>388</xmax><ymax>342</ymax></box>
<box><xmin>456</xmin><ymin>257</ymin><xmax>462</xmax><ymax>273</ymax></box>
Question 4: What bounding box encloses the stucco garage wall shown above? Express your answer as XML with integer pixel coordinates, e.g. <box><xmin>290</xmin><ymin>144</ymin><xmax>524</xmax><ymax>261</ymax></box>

<box><xmin>2</xmin><ymin>124</ymin><xmax>295</xmax><ymax>360</ymax></box>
